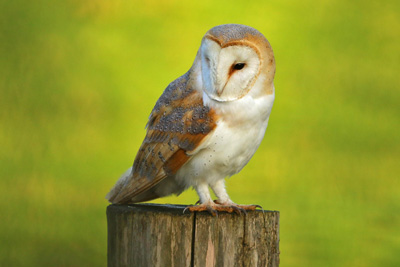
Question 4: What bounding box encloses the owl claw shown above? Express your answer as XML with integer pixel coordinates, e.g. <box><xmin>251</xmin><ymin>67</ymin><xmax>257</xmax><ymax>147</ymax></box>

<box><xmin>238</xmin><ymin>204</ymin><xmax>263</xmax><ymax>211</ymax></box>
<box><xmin>183</xmin><ymin>203</ymin><xmax>218</xmax><ymax>216</ymax></box>
<box><xmin>214</xmin><ymin>201</ymin><xmax>263</xmax><ymax>214</ymax></box>
<box><xmin>183</xmin><ymin>201</ymin><xmax>262</xmax><ymax>216</ymax></box>
<box><xmin>230</xmin><ymin>205</ymin><xmax>246</xmax><ymax>215</ymax></box>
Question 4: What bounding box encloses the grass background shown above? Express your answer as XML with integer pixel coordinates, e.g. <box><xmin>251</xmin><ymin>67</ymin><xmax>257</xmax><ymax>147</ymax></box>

<box><xmin>1</xmin><ymin>0</ymin><xmax>399</xmax><ymax>266</ymax></box>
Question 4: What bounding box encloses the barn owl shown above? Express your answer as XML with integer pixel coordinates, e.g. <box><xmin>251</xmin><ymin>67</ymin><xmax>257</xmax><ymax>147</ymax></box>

<box><xmin>106</xmin><ymin>24</ymin><xmax>275</xmax><ymax>214</ymax></box>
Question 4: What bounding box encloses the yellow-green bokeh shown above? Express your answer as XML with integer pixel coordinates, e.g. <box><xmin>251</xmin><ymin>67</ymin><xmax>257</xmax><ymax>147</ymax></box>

<box><xmin>1</xmin><ymin>0</ymin><xmax>399</xmax><ymax>266</ymax></box>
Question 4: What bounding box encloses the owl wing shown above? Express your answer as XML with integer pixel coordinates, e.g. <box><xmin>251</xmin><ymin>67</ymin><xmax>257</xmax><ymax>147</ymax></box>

<box><xmin>108</xmin><ymin>73</ymin><xmax>218</xmax><ymax>204</ymax></box>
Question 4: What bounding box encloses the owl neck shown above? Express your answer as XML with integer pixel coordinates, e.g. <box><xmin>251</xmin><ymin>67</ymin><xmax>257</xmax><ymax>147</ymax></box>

<box><xmin>202</xmin><ymin>87</ymin><xmax>274</xmax><ymax>129</ymax></box>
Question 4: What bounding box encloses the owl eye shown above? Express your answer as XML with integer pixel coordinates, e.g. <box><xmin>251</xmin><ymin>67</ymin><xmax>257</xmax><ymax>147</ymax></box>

<box><xmin>233</xmin><ymin>63</ymin><xmax>245</xmax><ymax>70</ymax></box>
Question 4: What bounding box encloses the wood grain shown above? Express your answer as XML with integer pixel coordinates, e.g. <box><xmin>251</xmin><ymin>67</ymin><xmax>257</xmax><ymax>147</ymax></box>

<box><xmin>107</xmin><ymin>204</ymin><xmax>279</xmax><ymax>267</ymax></box>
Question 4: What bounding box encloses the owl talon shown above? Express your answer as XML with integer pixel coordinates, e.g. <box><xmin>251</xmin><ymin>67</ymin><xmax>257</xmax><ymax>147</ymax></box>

<box><xmin>231</xmin><ymin>205</ymin><xmax>246</xmax><ymax>215</ymax></box>
<box><xmin>236</xmin><ymin>204</ymin><xmax>263</xmax><ymax>211</ymax></box>
<box><xmin>183</xmin><ymin>203</ymin><xmax>218</xmax><ymax>216</ymax></box>
<box><xmin>214</xmin><ymin>201</ymin><xmax>263</xmax><ymax>214</ymax></box>
<box><xmin>183</xmin><ymin>202</ymin><xmax>262</xmax><ymax>216</ymax></box>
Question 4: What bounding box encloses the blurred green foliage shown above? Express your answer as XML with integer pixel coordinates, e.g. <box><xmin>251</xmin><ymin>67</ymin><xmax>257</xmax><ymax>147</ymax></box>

<box><xmin>1</xmin><ymin>0</ymin><xmax>399</xmax><ymax>266</ymax></box>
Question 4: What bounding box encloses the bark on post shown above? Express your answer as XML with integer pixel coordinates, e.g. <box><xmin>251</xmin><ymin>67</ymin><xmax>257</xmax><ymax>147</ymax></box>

<box><xmin>107</xmin><ymin>204</ymin><xmax>279</xmax><ymax>267</ymax></box>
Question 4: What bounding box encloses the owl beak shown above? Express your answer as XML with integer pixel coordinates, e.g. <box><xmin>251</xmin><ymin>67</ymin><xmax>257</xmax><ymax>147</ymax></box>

<box><xmin>215</xmin><ymin>80</ymin><xmax>227</xmax><ymax>96</ymax></box>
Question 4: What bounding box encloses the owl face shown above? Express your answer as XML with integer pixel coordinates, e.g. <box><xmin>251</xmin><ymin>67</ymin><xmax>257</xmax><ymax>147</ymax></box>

<box><xmin>198</xmin><ymin>24</ymin><xmax>275</xmax><ymax>102</ymax></box>
<box><xmin>201</xmin><ymin>39</ymin><xmax>261</xmax><ymax>102</ymax></box>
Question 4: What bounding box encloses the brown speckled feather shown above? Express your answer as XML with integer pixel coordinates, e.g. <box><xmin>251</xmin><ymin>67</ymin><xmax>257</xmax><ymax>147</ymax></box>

<box><xmin>109</xmin><ymin>72</ymin><xmax>218</xmax><ymax>203</ymax></box>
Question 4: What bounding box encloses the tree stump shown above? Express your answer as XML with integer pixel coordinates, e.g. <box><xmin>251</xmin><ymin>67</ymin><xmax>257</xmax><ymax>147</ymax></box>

<box><xmin>107</xmin><ymin>204</ymin><xmax>279</xmax><ymax>267</ymax></box>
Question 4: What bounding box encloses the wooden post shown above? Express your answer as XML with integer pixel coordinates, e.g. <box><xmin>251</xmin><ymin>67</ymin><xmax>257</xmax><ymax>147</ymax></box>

<box><xmin>107</xmin><ymin>204</ymin><xmax>279</xmax><ymax>267</ymax></box>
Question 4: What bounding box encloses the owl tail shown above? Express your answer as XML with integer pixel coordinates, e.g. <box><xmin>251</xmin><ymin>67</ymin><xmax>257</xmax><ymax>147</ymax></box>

<box><xmin>105</xmin><ymin>167</ymin><xmax>133</xmax><ymax>203</ymax></box>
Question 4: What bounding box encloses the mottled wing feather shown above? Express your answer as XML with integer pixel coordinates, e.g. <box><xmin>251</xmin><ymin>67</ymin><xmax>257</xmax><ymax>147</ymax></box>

<box><xmin>110</xmin><ymin>72</ymin><xmax>217</xmax><ymax>204</ymax></box>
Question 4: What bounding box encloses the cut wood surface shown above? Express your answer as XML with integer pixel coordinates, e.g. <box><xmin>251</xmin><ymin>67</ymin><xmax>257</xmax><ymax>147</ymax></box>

<box><xmin>107</xmin><ymin>204</ymin><xmax>279</xmax><ymax>267</ymax></box>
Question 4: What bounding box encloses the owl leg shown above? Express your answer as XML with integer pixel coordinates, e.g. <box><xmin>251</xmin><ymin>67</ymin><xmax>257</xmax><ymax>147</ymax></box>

<box><xmin>211</xmin><ymin>179</ymin><xmax>262</xmax><ymax>213</ymax></box>
<box><xmin>185</xmin><ymin>182</ymin><xmax>244</xmax><ymax>216</ymax></box>
<box><xmin>195</xmin><ymin>183</ymin><xmax>214</xmax><ymax>204</ymax></box>
<box><xmin>184</xmin><ymin>183</ymin><xmax>219</xmax><ymax>216</ymax></box>
<box><xmin>210</xmin><ymin>179</ymin><xmax>244</xmax><ymax>214</ymax></box>
<box><xmin>210</xmin><ymin>179</ymin><xmax>233</xmax><ymax>204</ymax></box>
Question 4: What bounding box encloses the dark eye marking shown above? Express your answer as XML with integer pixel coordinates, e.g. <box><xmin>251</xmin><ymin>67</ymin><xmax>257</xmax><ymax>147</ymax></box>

<box><xmin>233</xmin><ymin>63</ymin><xmax>245</xmax><ymax>70</ymax></box>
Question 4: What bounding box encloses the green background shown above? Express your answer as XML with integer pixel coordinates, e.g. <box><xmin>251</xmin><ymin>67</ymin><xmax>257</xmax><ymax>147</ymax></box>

<box><xmin>1</xmin><ymin>0</ymin><xmax>399</xmax><ymax>266</ymax></box>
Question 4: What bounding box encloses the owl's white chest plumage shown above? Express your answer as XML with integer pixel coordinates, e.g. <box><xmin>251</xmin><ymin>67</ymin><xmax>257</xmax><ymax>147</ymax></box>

<box><xmin>175</xmin><ymin>88</ymin><xmax>275</xmax><ymax>188</ymax></box>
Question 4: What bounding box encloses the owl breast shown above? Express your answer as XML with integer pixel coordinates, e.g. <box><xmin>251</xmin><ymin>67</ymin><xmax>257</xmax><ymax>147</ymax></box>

<box><xmin>175</xmin><ymin>90</ymin><xmax>275</xmax><ymax>187</ymax></box>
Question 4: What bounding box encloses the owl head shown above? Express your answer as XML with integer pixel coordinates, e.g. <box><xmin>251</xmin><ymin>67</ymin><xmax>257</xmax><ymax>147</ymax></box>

<box><xmin>193</xmin><ymin>24</ymin><xmax>275</xmax><ymax>102</ymax></box>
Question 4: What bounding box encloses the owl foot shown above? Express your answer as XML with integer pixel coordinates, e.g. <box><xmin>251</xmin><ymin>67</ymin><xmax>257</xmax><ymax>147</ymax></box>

<box><xmin>183</xmin><ymin>202</ymin><xmax>262</xmax><ymax>216</ymax></box>
<box><xmin>183</xmin><ymin>203</ymin><xmax>219</xmax><ymax>216</ymax></box>
<box><xmin>214</xmin><ymin>200</ymin><xmax>263</xmax><ymax>215</ymax></box>
<box><xmin>232</xmin><ymin>204</ymin><xmax>263</xmax><ymax>211</ymax></box>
